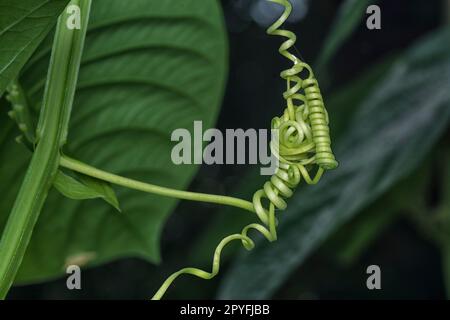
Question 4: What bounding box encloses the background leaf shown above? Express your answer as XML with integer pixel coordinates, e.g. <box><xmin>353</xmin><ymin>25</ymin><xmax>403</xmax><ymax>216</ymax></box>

<box><xmin>0</xmin><ymin>0</ymin><xmax>227</xmax><ymax>284</ymax></box>
<box><xmin>328</xmin><ymin>164</ymin><xmax>430</xmax><ymax>266</ymax></box>
<box><xmin>315</xmin><ymin>0</ymin><xmax>374</xmax><ymax>72</ymax></box>
<box><xmin>0</xmin><ymin>0</ymin><xmax>68</xmax><ymax>96</ymax></box>
<box><xmin>218</xmin><ymin>27</ymin><xmax>450</xmax><ymax>299</ymax></box>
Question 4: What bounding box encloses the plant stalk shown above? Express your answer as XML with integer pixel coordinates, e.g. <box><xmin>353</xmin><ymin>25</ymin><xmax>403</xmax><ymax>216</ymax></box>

<box><xmin>60</xmin><ymin>155</ymin><xmax>255</xmax><ymax>213</ymax></box>
<box><xmin>0</xmin><ymin>0</ymin><xmax>91</xmax><ymax>298</ymax></box>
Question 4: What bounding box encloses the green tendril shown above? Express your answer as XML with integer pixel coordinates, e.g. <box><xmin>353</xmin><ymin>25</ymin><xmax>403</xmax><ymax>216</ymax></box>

<box><xmin>151</xmin><ymin>0</ymin><xmax>337</xmax><ymax>300</ymax></box>
<box><xmin>1</xmin><ymin>0</ymin><xmax>337</xmax><ymax>300</ymax></box>
<box><xmin>59</xmin><ymin>155</ymin><xmax>255</xmax><ymax>213</ymax></box>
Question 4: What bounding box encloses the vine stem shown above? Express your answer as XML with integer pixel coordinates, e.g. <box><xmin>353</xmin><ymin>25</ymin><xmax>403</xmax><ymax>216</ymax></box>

<box><xmin>0</xmin><ymin>0</ymin><xmax>91</xmax><ymax>298</ymax></box>
<box><xmin>59</xmin><ymin>155</ymin><xmax>255</xmax><ymax>213</ymax></box>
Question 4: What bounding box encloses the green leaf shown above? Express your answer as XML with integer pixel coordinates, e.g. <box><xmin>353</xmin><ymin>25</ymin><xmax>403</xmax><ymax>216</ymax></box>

<box><xmin>189</xmin><ymin>52</ymin><xmax>399</xmax><ymax>269</ymax></box>
<box><xmin>328</xmin><ymin>54</ymin><xmax>398</xmax><ymax>138</ymax></box>
<box><xmin>328</xmin><ymin>163</ymin><xmax>430</xmax><ymax>266</ymax></box>
<box><xmin>315</xmin><ymin>0</ymin><xmax>374</xmax><ymax>72</ymax></box>
<box><xmin>0</xmin><ymin>0</ymin><xmax>227</xmax><ymax>284</ymax></box>
<box><xmin>0</xmin><ymin>0</ymin><xmax>69</xmax><ymax>96</ymax></box>
<box><xmin>0</xmin><ymin>0</ymin><xmax>91</xmax><ymax>297</ymax></box>
<box><xmin>54</xmin><ymin>170</ymin><xmax>120</xmax><ymax>212</ymax></box>
<box><xmin>218</xmin><ymin>27</ymin><xmax>450</xmax><ymax>299</ymax></box>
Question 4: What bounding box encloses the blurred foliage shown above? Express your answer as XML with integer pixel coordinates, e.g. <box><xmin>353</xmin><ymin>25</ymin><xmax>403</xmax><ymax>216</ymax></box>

<box><xmin>315</xmin><ymin>0</ymin><xmax>375</xmax><ymax>73</ymax></box>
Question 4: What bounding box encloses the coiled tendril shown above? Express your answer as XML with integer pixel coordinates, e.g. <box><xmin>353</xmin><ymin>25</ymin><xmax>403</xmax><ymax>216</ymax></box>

<box><xmin>151</xmin><ymin>0</ymin><xmax>337</xmax><ymax>300</ymax></box>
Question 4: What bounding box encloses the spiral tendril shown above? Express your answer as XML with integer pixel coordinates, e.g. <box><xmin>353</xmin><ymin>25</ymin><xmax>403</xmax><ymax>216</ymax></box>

<box><xmin>152</xmin><ymin>0</ymin><xmax>337</xmax><ymax>300</ymax></box>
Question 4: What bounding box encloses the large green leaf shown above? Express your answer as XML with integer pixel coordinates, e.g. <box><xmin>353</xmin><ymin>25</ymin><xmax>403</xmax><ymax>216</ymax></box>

<box><xmin>0</xmin><ymin>0</ymin><xmax>68</xmax><ymax>96</ymax></box>
<box><xmin>0</xmin><ymin>0</ymin><xmax>227</xmax><ymax>284</ymax></box>
<box><xmin>218</xmin><ymin>27</ymin><xmax>450</xmax><ymax>299</ymax></box>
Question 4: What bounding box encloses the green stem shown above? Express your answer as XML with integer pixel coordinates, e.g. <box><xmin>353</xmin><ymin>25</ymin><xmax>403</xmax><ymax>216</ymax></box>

<box><xmin>0</xmin><ymin>0</ymin><xmax>91</xmax><ymax>299</ymax></box>
<box><xmin>60</xmin><ymin>155</ymin><xmax>255</xmax><ymax>213</ymax></box>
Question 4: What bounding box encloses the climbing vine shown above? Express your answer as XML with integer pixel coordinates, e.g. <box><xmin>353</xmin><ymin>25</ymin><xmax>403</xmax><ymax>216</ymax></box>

<box><xmin>0</xmin><ymin>0</ymin><xmax>337</xmax><ymax>299</ymax></box>
<box><xmin>150</xmin><ymin>0</ymin><xmax>337</xmax><ymax>300</ymax></box>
